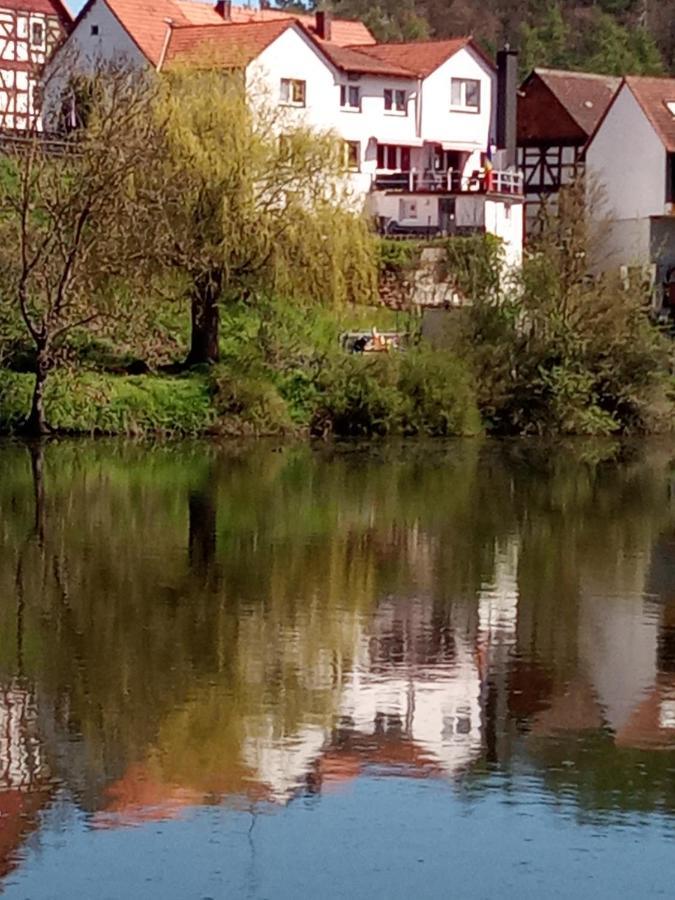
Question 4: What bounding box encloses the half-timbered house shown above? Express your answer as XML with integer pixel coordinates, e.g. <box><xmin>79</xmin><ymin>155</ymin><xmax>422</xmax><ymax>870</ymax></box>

<box><xmin>0</xmin><ymin>0</ymin><xmax>70</xmax><ymax>130</ymax></box>
<box><xmin>517</xmin><ymin>68</ymin><xmax>619</xmax><ymax>236</ymax></box>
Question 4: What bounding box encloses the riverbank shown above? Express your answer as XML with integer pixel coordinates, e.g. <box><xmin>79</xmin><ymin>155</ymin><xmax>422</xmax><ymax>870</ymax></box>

<box><xmin>1</xmin><ymin>289</ymin><xmax>673</xmax><ymax>438</ymax></box>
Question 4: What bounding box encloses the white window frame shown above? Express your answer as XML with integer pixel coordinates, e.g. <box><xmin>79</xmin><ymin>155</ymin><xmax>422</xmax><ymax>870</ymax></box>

<box><xmin>280</xmin><ymin>78</ymin><xmax>306</xmax><ymax>108</ymax></box>
<box><xmin>29</xmin><ymin>17</ymin><xmax>46</xmax><ymax>51</ymax></box>
<box><xmin>340</xmin><ymin>84</ymin><xmax>361</xmax><ymax>112</ymax></box>
<box><xmin>450</xmin><ymin>78</ymin><xmax>481</xmax><ymax>113</ymax></box>
<box><xmin>384</xmin><ymin>88</ymin><xmax>407</xmax><ymax>115</ymax></box>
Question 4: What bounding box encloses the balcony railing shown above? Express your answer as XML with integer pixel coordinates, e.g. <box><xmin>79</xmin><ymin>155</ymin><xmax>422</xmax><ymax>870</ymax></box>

<box><xmin>373</xmin><ymin>168</ymin><xmax>523</xmax><ymax>196</ymax></box>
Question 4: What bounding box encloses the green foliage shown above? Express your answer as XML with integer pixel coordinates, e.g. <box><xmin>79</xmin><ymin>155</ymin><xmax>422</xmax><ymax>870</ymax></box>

<box><xmin>208</xmin><ymin>366</ymin><xmax>293</xmax><ymax>435</ymax></box>
<box><xmin>519</xmin><ymin>1</ymin><xmax>664</xmax><ymax>76</ymax></box>
<box><xmin>376</xmin><ymin>238</ymin><xmax>421</xmax><ymax>274</ymax></box>
<box><xmin>454</xmin><ymin>183</ymin><xmax>673</xmax><ymax>436</ymax></box>
<box><xmin>0</xmin><ymin>369</ymin><xmax>213</xmax><ymax>435</ymax></box>
<box><xmin>312</xmin><ymin>349</ymin><xmax>481</xmax><ymax>438</ymax></box>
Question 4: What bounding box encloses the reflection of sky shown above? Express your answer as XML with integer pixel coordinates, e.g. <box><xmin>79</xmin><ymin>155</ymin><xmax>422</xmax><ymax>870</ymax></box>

<box><xmin>5</xmin><ymin>778</ymin><xmax>675</xmax><ymax>900</ymax></box>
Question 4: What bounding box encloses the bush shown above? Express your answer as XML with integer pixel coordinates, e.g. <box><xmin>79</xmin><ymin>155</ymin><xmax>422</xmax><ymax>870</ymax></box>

<box><xmin>399</xmin><ymin>349</ymin><xmax>482</xmax><ymax>436</ymax></box>
<box><xmin>208</xmin><ymin>365</ymin><xmax>293</xmax><ymax>435</ymax></box>
<box><xmin>311</xmin><ymin>349</ymin><xmax>480</xmax><ymax>438</ymax></box>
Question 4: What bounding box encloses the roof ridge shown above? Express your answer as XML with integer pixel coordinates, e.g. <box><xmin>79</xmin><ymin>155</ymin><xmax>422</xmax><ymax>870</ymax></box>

<box><xmin>534</xmin><ymin>66</ymin><xmax>620</xmax><ymax>81</ymax></box>
<box><xmin>357</xmin><ymin>35</ymin><xmax>471</xmax><ymax>49</ymax></box>
<box><xmin>169</xmin><ymin>17</ymin><xmax>296</xmax><ymax>29</ymax></box>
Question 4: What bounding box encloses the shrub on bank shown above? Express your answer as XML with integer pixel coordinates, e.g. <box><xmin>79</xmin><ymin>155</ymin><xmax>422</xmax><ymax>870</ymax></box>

<box><xmin>312</xmin><ymin>349</ymin><xmax>481</xmax><ymax>438</ymax></box>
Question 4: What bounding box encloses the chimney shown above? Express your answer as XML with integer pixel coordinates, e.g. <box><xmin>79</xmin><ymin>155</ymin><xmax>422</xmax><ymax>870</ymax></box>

<box><xmin>215</xmin><ymin>0</ymin><xmax>232</xmax><ymax>20</ymax></box>
<box><xmin>496</xmin><ymin>45</ymin><xmax>518</xmax><ymax>169</ymax></box>
<box><xmin>316</xmin><ymin>10</ymin><xmax>333</xmax><ymax>41</ymax></box>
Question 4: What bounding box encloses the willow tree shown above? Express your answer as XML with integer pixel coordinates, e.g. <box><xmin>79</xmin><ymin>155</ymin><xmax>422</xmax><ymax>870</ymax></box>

<box><xmin>148</xmin><ymin>68</ymin><xmax>377</xmax><ymax>366</ymax></box>
<box><xmin>0</xmin><ymin>66</ymin><xmax>162</xmax><ymax>434</ymax></box>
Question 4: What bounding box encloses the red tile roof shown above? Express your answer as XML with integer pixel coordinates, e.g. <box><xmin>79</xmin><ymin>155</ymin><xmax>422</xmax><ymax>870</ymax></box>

<box><xmin>165</xmin><ymin>18</ymin><xmax>295</xmax><ymax>68</ymax></box>
<box><xmin>532</xmin><ymin>68</ymin><xmax>620</xmax><ymax>137</ymax></box>
<box><xmin>354</xmin><ymin>37</ymin><xmax>490</xmax><ymax>78</ymax></box>
<box><xmin>318</xmin><ymin>41</ymin><xmax>415</xmax><ymax>78</ymax></box>
<box><xmin>226</xmin><ymin>4</ymin><xmax>375</xmax><ymax>47</ymax></box>
<box><xmin>164</xmin><ymin>17</ymin><xmax>417</xmax><ymax>78</ymax></box>
<box><xmin>625</xmin><ymin>75</ymin><xmax>675</xmax><ymax>153</ymax></box>
<box><xmin>81</xmin><ymin>0</ymin><xmax>374</xmax><ymax>67</ymax></box>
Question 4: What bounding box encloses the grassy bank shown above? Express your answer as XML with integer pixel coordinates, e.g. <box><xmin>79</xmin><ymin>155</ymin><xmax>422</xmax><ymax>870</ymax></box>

<box><xmin>0</xmin><ymin>301</ymin><xmax>482</xmax><ymax>438</ymax></box>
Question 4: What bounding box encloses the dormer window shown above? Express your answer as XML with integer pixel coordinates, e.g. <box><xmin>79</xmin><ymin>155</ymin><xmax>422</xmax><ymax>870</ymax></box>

<box><xmin>450</xmin><ymin>78</ymin><xmax>481</xmax><ymax>112</ymax></box>
<box><xmin>384</xmin><ymin>89</ymin><xmax>407</xmax><ymax>114</ymax></box>
<box><xmin>340</xmin><ymin>85</ymin><xmax>361</xmax><ymax>111</ymax></box>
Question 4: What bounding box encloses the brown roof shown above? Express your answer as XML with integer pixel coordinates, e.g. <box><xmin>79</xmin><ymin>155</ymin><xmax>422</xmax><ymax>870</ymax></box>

<box><xmin>354</xmin><ymin>37</ymin><xmax>492</xmax><ymax>78</ymax></box>
<box><xmin>625</xmin><ymin>75</ymin><xmax>675</xmax><ymax>153</ymax></box>
<box><xmin>319</xmin><ymin>42</ymin><xmax>415</xmax><ymax>78</ymax></box>
<box><xmin>165</xmin><ymin>19</ymin><xmax>295</xmax><ymax>68</ymax></box>
<box><xmin>531</xmin><ymin>68</ymin><xmax>620</xmax><ymax>137</ymax></box>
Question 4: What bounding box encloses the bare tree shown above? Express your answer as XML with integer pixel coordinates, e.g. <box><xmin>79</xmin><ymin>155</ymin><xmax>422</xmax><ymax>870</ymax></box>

<box><xmin>0</xmin><ymin>63</ymin><xmax>162</xmax><ymax>434</ymax></box>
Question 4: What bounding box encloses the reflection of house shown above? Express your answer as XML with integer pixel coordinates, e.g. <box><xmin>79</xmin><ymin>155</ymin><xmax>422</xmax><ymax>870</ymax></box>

<box><xmin>48</xmin><ymin>0</ymin><xmax>523</xmax><ymax>264</ymax></box>
<box><xmin>517</xmin><ymin>68</ymin><xmax>619</xmax><ymax>235</ymax></box>
<box><xmin>0</xmin><ymin>683</ymin><xmax>51</xmax><ymax>880</ymax></box>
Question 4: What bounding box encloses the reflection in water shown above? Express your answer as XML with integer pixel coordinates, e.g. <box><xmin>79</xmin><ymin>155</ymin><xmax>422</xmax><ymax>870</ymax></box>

<box><xmin>0</xmin><ymin>440</ymin><xmax>675</xmax><ymax>895</ymax></box>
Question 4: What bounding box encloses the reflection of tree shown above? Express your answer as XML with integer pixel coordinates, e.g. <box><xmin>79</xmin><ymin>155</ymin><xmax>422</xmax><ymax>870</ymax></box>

<box><xmin>0</xmin><ymin>439</ymin><xmax>674</xmax><ymax>824</ymax></box>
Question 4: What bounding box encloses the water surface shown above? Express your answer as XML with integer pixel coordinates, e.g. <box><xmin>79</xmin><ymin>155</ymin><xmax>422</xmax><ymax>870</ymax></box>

<box><xmin>1</xmin><ymin>438</ymin><xmax>675</xmax><ymax>899</ymax></box>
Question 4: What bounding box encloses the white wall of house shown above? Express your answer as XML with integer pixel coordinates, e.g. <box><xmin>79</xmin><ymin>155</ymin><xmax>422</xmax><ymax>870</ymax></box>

<box><xmin>586</xmin><ymin>84</ymin><xmax>667</xmax><ymax>270</ymax></box>
<box><xmin>56</xmin><ymin>0</ymin><xmax>145</xmax><ymax>68</ymax></box>
<box><xmin>43</xmin><ymin>0</ymin><xmax>146</xmax><ymax>125</ymax></box>
<box><xmin>421</xmin><ymin>47</ymin><xmax>495</xmax><ymax>155</ymax></box>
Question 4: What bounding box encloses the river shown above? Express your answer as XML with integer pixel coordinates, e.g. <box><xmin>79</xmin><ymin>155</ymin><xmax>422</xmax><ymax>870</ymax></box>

<box><xmin>0</xmin><ymin>438</ymin><xmax>674</xmax><ymax>899</ymax></box>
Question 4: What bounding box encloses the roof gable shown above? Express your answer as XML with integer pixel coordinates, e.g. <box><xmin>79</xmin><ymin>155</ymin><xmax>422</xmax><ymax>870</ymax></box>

<box><xmin>532</xmin><ymin>68</ymin><xmax>620</xmax><ymax>136</ymax></box>
<box><xmin>518</xmin><ymin>71</ymin><xmax>589</xmax><ymax>145</ymax></box>
<box><xmin>624</xmin><ymin>75</ymin><xmax>675</xmax><ymax>153</ymax></box>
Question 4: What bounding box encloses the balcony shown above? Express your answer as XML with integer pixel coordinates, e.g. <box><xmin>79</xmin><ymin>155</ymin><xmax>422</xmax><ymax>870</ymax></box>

<box><xmin>372</xmin><ymin>168</ymin><xmax>523</xmax><ymax>196</ymax></box>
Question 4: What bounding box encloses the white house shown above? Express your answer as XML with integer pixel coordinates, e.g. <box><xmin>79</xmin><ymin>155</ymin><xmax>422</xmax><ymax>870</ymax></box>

<box><xmin>47</xmin><ymin>0</ymin><xmax>524</xmax><ymax>265</ymax></box>
<box><xmin>0</xmin><ymin>0</ymin><xmax>70</xmax><ymax>131</ymax></box>
<box><xmin>585</xmin><ymin>75</ymin><xmax>675</xmax><ymax>310</ymax></box>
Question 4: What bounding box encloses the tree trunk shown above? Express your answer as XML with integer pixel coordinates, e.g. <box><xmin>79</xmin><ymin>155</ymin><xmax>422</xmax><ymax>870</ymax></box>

<box><xmin>184</xmin><ymin>272</ymin><xmax>221</xmax><ymax>367</ymax></box>
<box><xmin>23</xmin><ymin>346</ymin><xmax>50</xmax><ymax>436</ymax></box>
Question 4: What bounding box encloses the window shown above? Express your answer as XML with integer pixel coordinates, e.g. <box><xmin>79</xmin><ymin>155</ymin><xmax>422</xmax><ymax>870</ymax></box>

<box><xmin>450</xmin><ymin>78</ymin><xmax>481</xmax><ymax>112</ymax></box>
<box><xmin>280</xmin><ymin>78</ymin><xmax>306</xmax><ymax>107</ymax></box>
<box><xmin>340</xmin><ymin>84</ymin><xmax>361</xmax><ymax>111</ymax></box>
<box><xmin>90</xmin><ymin>24</ymin><xmax>99</xmax><ymax>36</ymax></box>
<box><xmin>344</xmin><ymin>141</ymin><xmax>361</xmax><ymax>171</ymax></box>
<box><xmin>399</xmin><ymin>198</ymin><xmax>418</xmax><ymax>220</ymax></box>
<box><xmin>384</xmin><ymin>88</ymin><xmax>407</xmax><ymax>114</ymax></box>
<box><xmin>30</xmin><ymin>20</ymin><xmax>45</xmax><ymax>49</ymax></box>
<box><xmin>376</xmin><ymin>144</ymin><xmax>411</xmax><ymax>171</ymax></box>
